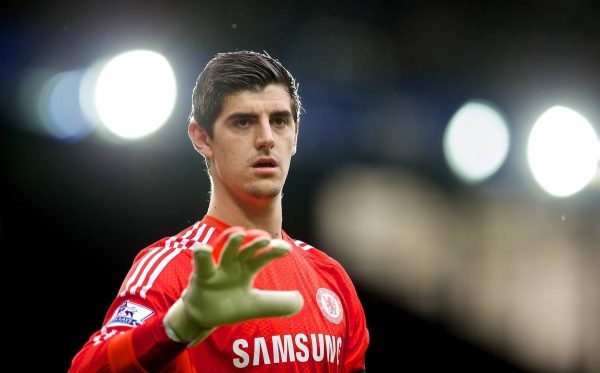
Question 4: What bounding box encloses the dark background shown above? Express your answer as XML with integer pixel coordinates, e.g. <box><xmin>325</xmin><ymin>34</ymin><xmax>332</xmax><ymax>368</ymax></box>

<box><xmin>1</xmin><ymin>1</ymin><xmax>599</xmax><ymax>371</ymax></box>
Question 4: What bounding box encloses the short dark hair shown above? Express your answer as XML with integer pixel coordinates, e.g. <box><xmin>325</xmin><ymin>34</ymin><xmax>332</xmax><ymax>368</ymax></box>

<box><xmin>190</xmin><ymin>51</ymin><xmax>302</xmax><ymax>137</ymax></box>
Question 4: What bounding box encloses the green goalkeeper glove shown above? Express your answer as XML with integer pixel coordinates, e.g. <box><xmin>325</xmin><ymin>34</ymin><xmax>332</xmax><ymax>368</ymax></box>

<box><xmin>164</xmin><ymin>226</ymin><xmax>304</xmax><ymax>346</ymax></box>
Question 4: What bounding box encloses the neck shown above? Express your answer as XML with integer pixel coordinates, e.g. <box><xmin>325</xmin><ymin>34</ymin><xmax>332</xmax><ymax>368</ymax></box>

<box><xmin>207</xmin><ymin>189</ymin><xmax>283</xmax><ymax>239</ymax></box>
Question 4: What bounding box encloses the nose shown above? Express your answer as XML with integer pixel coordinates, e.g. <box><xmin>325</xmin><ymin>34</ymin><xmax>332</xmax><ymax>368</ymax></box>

<box><xmin>255</xmin><ymin>119</ymin><xmax>275</xmax><ymax>150</ymax></box>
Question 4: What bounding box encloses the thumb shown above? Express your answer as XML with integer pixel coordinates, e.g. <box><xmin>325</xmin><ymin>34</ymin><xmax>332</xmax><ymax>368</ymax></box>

<box><xmin>251</xmin><ymin>290</ymin><xmax>304</xmax><ymax>318</ymax></box>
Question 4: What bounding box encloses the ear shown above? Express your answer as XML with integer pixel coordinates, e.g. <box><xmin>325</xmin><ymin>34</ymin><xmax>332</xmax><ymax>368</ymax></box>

<box><xmin>188</xmin><ymin>121</ymin><xmax>213</xmax><ymax>159</ymax></box>
<box><xmin>291</xmin><ymin>121</ymin><xmax>299</xmax><ymax>156</ymax></box>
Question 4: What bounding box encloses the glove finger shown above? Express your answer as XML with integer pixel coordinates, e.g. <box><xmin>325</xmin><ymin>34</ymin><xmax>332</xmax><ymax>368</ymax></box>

<box><xmin>251</xmin><ymin>289</ymin><xmax>304</xmax><ymax>318</ymax></box>
<box><xmin>212</xmin><ymin>226</ymin><xmax>245</xmax><ymax>260</ymax></box>
<box><xmin>219</xmin><ymin>232</ymin><xmax>245</xmax><ymax>269</ymax></box>
<box><xmin>239</xmin><ymin>238</ymin><xmax>271</xmax><ymax>262</ymax></box>
<box><xmin>247</xmin><ymin>239</ymin><xmax>291</xmax><ymax>273</ymax></box>
<box><xmin>192</xmin><ymin>243</ymin><xmax>216</xmax><ymax>280</ymax></box>
<box><xmin>239</xmin><ymin>230</ymin><xmax>271</xmax><ymax>262</ymax></box>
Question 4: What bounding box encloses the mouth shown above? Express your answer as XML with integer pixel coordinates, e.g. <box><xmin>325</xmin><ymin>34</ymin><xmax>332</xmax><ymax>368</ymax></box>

<box><xmin>252</xmin><ymin>158</ymin><xmax>278</xmax><ymax>168</ymax></box>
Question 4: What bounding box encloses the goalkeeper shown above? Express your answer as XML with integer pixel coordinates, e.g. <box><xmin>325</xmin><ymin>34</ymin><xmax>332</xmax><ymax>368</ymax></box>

<box><xmin>69</xmin><ymin>51</ymin><xmax>369</xmax><ymax>372</ymax></box>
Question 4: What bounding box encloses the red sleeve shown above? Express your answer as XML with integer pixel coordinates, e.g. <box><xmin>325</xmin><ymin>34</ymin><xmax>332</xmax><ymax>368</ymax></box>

<box><xmin>304</xmin><ymin>246</ymin><xmax>370</xmax><ymax>372</ymax></box>
<box><xmin>69</xmin><ymin>315</ymin><xmax>190</xmax><ymax>372</ymax></box>
<box><xmin>319</xmin><ymin>253</ymin><xmax>370</xmax><ymax>372</ymax></box>
<box><xmin>340</xmin><ymin>270</ymin><xmax>369</xmax><ymax>372</ymax></box>
<box><xmin>69</xmin><ymin>244</ymin><xmax>195</xmax><ymax>372</ymax></box>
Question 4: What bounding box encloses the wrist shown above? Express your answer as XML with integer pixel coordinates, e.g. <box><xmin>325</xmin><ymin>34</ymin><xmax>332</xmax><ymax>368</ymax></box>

<box><xmin>164</xmin><ymin>299</ymin><xmax>214</xmax><ymax>347</ymax></box>
<box><xmin>133</xmin><ymin>316</ymin><xmax>188</xmax><ymax>371</ymax></box>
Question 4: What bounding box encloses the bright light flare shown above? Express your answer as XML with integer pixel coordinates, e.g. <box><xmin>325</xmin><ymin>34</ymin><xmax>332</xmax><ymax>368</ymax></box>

<box><xmin>95</xmin><ymin>50</ymin><xmax>176</xmax><ymax>139</ymax></box>
<box><xmin>444</xmin><ymin>101</ymin><xmax>510</xmax><ymax>183</ymax></box>
<box><xmin>527</xmin><ymin>106</ymin><xmax>599</xmax><ymax>197</ymax></box>
<box><xmin>38</xmin><ymin>70</ymin><xmax>95</xmax><ymax>141</ymax></box>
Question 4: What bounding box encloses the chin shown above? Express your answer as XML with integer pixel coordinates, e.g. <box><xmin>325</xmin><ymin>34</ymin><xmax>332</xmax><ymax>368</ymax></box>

<box><xmin>246</xmin><ymin>184</ymin><xmax>282</xmax><ymax>199</ymax></box>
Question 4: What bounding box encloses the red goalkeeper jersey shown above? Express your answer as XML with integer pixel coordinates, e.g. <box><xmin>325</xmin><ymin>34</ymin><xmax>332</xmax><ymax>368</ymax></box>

<box><xmin>70</xmin><ymin>215</ymin><xmax>369</xmax><ymax>372</ymax></box>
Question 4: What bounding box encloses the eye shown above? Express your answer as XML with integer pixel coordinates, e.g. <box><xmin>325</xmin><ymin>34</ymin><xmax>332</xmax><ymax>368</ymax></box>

<box><xmin>235</xmin><ymin>118</ymin><xmax>251</xmax><ymax>128</ymax></box>
<box><xmin>271</xmin><ymin>117</ymin><xmax>289</xmax><ymax>127</ymax></box>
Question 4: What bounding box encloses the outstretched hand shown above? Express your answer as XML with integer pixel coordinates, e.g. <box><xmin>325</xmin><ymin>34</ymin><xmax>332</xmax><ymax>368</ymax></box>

<box><xmin>165</xmin><ymin>227</ymin><xmax>304</xmax><ymax>346</ymax></box>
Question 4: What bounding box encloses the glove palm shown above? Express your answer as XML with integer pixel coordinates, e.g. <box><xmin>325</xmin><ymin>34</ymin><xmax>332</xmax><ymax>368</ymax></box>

<box><xmin>165</xmin><ymin>227</ymin><xmax>303</xmax><ymax>346</ymax></box>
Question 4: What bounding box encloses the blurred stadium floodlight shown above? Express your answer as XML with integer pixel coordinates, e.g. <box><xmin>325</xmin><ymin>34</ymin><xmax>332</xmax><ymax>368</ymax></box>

<box><xmin>79</xmin><ymin>59</ymin><xmax>106</xmax><ymax>130</ymax></box>
<box><xmin>443</xmin><ymin>100</ymin><xmax>510</xmax><ymax>184</ymax></box>
<box><xmin>94</xmin><ymin>50</ymin><xmax>177</xmax><ymax>140</ymax></box>
<box><xmin>37</xmin><ymin>69</ymin><xmax>96</xmax><ymax>142</ymax></box>
<box><xmin>527</xmin><ymin>106</ymin><xmax>599</xmax><ymax>197</ymax></box>
<box><xmin>316</xmin><ymin>165</ymin><xmax>600</xmax><ymax>373</ymax></box>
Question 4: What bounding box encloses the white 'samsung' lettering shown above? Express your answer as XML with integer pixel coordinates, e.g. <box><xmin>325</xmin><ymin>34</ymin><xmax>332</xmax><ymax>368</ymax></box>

<box><xmin>272</xmin><ymin>334</ymin><xmax>295</xmax><ymax>363</ymax></box>
<box><xmin>232</xmin><ymin>333</ymin><xmax>342</xmax><ymax>368</ymax></box>
<box><xmin>254</xmin><ymin>337</ymin><xmax>270</xmax><ymax>365</ymax></box>
<box><xmin>232</xmin><ymin>339</ymin><xmax>249</xmax><ymax>368</ymax></box>
<box><xmin>295</xmin><ymin>333</ymin><xmax>309</xmax><ymax>362</ymax></box>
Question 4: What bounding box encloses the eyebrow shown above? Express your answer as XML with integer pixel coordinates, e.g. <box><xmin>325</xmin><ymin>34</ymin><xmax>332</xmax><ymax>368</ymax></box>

<box><xmin>224</xmin><ymin>110</ymin><xmax>293</xmax><ymax>121</ymax></box>
<box><xmin>270</xmin><ymin>110</ymin><xmax>293</xmax><ymax>118</ymax></box>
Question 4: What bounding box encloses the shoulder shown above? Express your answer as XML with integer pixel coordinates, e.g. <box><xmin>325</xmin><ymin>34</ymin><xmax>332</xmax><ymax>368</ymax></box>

<box><xmin>121</xmin><ymin>220</ymin><xmax>222</xmax><ymax>300</ymax></box>
<box><xmin>288</xmin><ymin>234</ymin><xmax>363</xmax><ymax>293</ymax></box>
<box><xmin>135</xmin><ymin>220</ymin><xmax>221</xmax><ymax>260</ymax></box>
<box><xmin>289</xmin><ymin>236</ymin><xmax>349</xmax><ymax>276</ymax></box>
<box><xmin>290</xmin><ymin>237</ymin><xmax>328</xmax><ymax>259</ymax></box>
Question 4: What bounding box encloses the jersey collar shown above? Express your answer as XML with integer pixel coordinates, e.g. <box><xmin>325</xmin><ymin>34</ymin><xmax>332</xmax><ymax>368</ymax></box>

<box><xmin>201</xmin><ymin>215</ymin><xmax>291</xmax><ymax>244</ymax></box>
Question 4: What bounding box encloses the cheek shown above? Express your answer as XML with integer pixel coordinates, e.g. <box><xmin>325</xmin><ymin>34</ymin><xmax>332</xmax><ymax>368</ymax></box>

<box><xmin>214</xmin><ymin>144</ymin><xmax>244</xmax><ymax>172</ymax></box>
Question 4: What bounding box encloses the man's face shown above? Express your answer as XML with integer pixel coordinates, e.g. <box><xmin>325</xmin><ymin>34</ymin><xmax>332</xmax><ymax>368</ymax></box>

<box><xmin>198</xmin><ymin>84</ymin><xmax>298</xmax><ymax>203</ymax></box>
